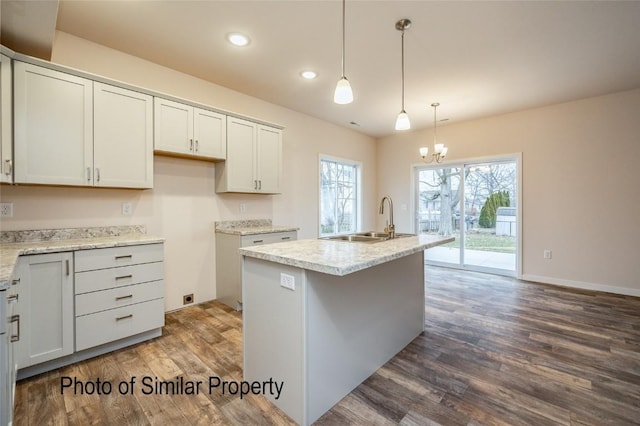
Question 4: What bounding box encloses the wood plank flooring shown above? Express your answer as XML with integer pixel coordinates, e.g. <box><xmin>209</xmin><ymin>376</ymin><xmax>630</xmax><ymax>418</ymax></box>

<box><xmin>13</xmin><ymin>267</ymin><xmax>640</xmax><ymax>425</ymax></box>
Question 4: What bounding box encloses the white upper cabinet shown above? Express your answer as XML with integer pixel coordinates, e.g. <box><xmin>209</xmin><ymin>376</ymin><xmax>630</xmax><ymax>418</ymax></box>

<box><xmin>94</xmin><ymin>82</ymin><xmax>153</xmax><ymax>188</ymax></box>
<box><xmin>256</xmin><ymin>124</ymin><xmax>282</xmax><ymax>194</ymax></box>
<box><xmin>154</xmin><ymin>97</ymin><xmax>226</xmax><ymax>160</ymax></box>
<box><xmin>216</xmin><ymin>116</ymin><xmax>282</xmax><ymax>194</ymax></box>
<box><xmin>1</xmin><ymin>54</ymin><xmax>12</xmax><ymax>183</ymax></box>
<box><xmin>13</xmin><ymin>61</ymin><xmax>153</xmax><ymax>189</ymax></box>
<box><xmin>14</xmin><ymin>61</ymin><xmax>93</xmax><ymax>186</ymax></box>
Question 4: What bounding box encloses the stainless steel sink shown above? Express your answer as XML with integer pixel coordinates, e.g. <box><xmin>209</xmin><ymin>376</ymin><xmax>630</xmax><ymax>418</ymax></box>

<box><xmin>323</xmin><ymin>231</ymin><xmax>416</xmax><ymax>243</ymax></box>
<box><xmin>324</xmin><ymin>235</ymin><xmax>388</xmax><ymax>243</ymax></box>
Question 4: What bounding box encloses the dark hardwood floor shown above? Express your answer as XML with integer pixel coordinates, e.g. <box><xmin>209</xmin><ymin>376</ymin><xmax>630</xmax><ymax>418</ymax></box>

<box><xmin>13</xmin><ymin>267</ymin><xmax>640</xmax><ymax>425</ymax></box>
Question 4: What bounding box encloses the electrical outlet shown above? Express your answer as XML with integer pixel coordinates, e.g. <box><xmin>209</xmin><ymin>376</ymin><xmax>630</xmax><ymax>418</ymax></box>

<box><xmin>0</xmin><ymin>202</ymin><xmax>13</xmax><ymax>218</ymax></box>
<box><xmin>240</xmin><ymin>203</ymin><xmax>247</xmax><ymax>213</ymax></box>
<box><xmin>543</xmin><ymin>250</ymin><xmax>552</xmax><ymax>259</ymax></box>
<box><xmin>121</xmin><ymin>202</ymin><xmax>132</xmax><ymax>216</ymax></box>
<box><xmin>280</xmin><ymin>273</ymin><xmax>295</xmax><ymax>291</ymax></box>
<box><xmin>183</xmin><ymin>294</ymin><xmax>194</xmax><ymax>305</ymax></box>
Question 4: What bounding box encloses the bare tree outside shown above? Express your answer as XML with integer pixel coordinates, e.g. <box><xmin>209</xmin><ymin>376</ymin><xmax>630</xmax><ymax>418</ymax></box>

<box><xmin>418</xmin><ymin>161</ymin><xmax>517</xmax><ymax>255</ymax></box>
<box><xmin>320</xmin><ymin>159</ymin><xmax>359</xmax><ymax>236</ymax></box>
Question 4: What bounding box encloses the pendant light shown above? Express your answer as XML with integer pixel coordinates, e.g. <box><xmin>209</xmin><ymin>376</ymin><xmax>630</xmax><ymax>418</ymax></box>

<box><xmin>420</xmin><ymin>102</ymin><xmax>449</xmax><ymax>163</ymax></box>
<box><xmin>395</xmin><ymin>19</ymin><xmax>411</xmax><ymax>130</ymax></box>
<box><xmin>334</xmin><ymin>0</ymin><xmax>353</xmax><ymax>104</ymax></box>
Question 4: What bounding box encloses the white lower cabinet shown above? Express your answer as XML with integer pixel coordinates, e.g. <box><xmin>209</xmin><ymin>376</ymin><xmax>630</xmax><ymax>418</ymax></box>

<box><xmin>74</xmin><ymin>243</ymin><xmax>165</xmax><ymax>351</ymax></box>
<box><xmin>13</xmin><ymin>243</ymin><xmax>165</xmax><ymax>378</ymax></box>
<box><xmin>13</xmin><ymin>252</ymin><xmax>74</xmax><ymax>369</ymax></box>
<box><xmin>216</xmin><ymin>230</ymin><xmax>297</xmax><ymax>310</ymax></box>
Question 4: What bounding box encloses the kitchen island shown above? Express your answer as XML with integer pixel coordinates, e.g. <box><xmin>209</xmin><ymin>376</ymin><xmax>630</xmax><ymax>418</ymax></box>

<box><xmin>239</xmin><ymin>234</ymin><xmax>453</xmax><ymax>425</ymax></box>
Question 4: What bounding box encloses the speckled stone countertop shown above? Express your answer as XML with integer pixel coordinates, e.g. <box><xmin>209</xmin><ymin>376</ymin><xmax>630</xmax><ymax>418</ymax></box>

<box><xmin>238</xmin><ymin>234</ymin><xmax>454</xmax><ymax>276</ymax></box>
<box><xmin>0</xmin><ymin>226</ymin><xmax>164</xmax><ymax>289</ymax></box>
<box><xmin>215</xmin><ymin>219</ymin><xmax>299</xmax><ymax>236</ymax></box>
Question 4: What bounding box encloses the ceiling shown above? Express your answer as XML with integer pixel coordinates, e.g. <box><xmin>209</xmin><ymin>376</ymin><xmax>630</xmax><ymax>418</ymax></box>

<box><xmin>3</xmin><ymin>1</ymin><xmax>640</xmax><ymax>138</ymax></box>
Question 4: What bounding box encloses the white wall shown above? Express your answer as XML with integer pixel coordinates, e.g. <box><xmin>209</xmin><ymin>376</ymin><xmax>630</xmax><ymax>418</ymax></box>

<box><xmin>377</xmin><ymin>88</ymin><xmax>640</xmax><ymax>295</ymax></box>
<box><xmin>0</xmin><ymin>31</ymin><xmax>378</xmax><ymax>311</ymax></box>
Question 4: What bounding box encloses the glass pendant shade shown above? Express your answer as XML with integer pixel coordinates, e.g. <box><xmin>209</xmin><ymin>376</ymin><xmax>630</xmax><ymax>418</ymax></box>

<box><xmin>395</xmin><ymin>110</ymin><xmax>411</xmax><ymax>130</ymax></box>
<box><xmin>334</xmin><ymin>77</ymin><xmax>353</xmax><ymax>104</ymax></box>
<box><xmin>419</xmin><ymin>147</ymin><xmax>429</xmax><ymax>157</ymax></box>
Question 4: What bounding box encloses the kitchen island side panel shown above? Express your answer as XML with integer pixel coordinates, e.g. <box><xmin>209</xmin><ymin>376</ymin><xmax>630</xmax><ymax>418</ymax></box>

<box><xmin>242</xmin><ymin>257</ymin><xmax>307</xmax><ymax>424</ymax></box>
<box><xmin>305</xmin><ymin>251</ymin><xmax>425</xmax><ymax>424</ymax></box>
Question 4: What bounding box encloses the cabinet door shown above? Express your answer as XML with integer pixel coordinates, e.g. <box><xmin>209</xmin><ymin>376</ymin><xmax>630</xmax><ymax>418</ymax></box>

<box><xmin>257</xmin><ymin>125</ymin><xmax>282</xmax><ymax>194</ymax></box>
<box><xmin>0</xmin><ymin>54</ymin><xmax>12</xmax><ymax>183</ymax></box>
<box><xmin>153</xmin><ymin>97</ymin><xmax>193</xmax><ymax>155</ymax></box>
<box><xmin>225</xmin><ymin>116</ymin><xmax>257</xmax><ymax>192</ymax></box>
<box><xmin>94</xmin><ymin>82</ymin><xmax>153</xmax><ymax>188</ymax></box>
<box><xmin>194</xmin><ymin>107</ymin><xmax>226</xmax><ymax>160</ymax></box>
<box><xmin>14</xmin><ymin>253</ymin><xmax>74</xmax><ymax>369</ymax></box>
<box><xmin>13</xmin><ymin>62</ymin><xmax>93</xmax><ymax>186</ymax></box>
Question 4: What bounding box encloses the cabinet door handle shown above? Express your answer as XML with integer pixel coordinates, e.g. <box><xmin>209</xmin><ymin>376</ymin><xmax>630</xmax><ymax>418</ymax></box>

<box><xmin>11</xmin><ymin>278</ymin><xmax>20</xmax><ymax>286</ymax></box>
<box><xmin>115</xmin><ymin>274</ymin><xmax>133</xmax><ymax>281</ymax></box>
<box><xmin>115</xmin><ymin>255</ymin><xmax>133</xmax><ymax>260</ymax></box>
<box><xmin>115</xmin><ymin>294</ymin><xmax>133</xmax><ymax>301</ymax></box>
<box><xmin>10</xmin><ymin>315</ymin><xmax>20</xmax><ymax>342</ymax></box>
<box><xmin>116</xmin><ymin>314</ymin><xmax>133</xmax><ymax>322</ymax></box>
<box><xmin>195</xmin><ymin>140</ymin><xmax>199</xmax><ymax>152</ymax></box>
<box><xmin>252</xmin><ymin>239</ymin><xmax>264</xmax><ymax>244</ymax></box>
<box><xmin>4</xmin><ymin>159</ymin><xmax>12</xmax><ymax>176</ymax></box>
<box><xmin>96</xmin><ymin>168</ymin><xmax>101</xmax><ymax>183</ymax></box>
<box><xmin>7</xmin><ymin>294</ymin><xmax>18</xmax><ymax>303</ymax></box>
<box><xmin>254</xmin><ymin>180</ymin><xmax>257</xmax><ymax>190</ymax></box>
<box><xmin>281</xmin><ymin>236</ymin><xmax>291</xmax><ymax>240</ymax></box>
<box><xmin>66</xmin><ymin>259</ymin><xmax>70</xmax><ymax>276</ymax></box>
<box><xmin>259</xmin><ymin>180</ymin><xmax>262</xmax><ymax>190</ymax></box>
<box><xmin>87</xmin><ymin>167</ymin><xmax>92</xmax><ymax>182</ymax></box>
<box><xmin>190</xmin><ymin>139</ymin><xmax>194</xmax><ymax>151</ymax></box>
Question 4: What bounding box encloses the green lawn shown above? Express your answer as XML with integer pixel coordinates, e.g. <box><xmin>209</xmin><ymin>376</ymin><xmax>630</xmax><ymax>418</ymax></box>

<box><xmin>439</xmin><ymin>230</ymin><xmax>516</xmax><ymax>254</ymax></box>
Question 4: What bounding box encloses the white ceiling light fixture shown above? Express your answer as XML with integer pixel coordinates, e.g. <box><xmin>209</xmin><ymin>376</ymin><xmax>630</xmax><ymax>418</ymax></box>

<box><xmin>420</xmin><ymin>102</ymin><xmax>449</xmax><ymax>163</ymax></box>
<box><xmin>333</xmin><ymin>0</ymin><xmax>353</xmax><ymax>104</ymax></box>
<box><xmin>394</xmin><ymin>18</ymin><xmax>411</xmax><ymax>131</ymax></box>
<box><xmin>227</xmin><ymin>32</ymin><xmax>250</xmax><ymax>47</ymax></box>
<box><xmin>301</xmin><ymin>70</ymin><xmax>318</xmax><ymax>80</ymax></box>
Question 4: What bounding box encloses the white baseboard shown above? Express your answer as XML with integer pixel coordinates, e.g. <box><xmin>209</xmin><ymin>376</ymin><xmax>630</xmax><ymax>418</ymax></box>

<box><xmin>521</xmin><ymin>274</ymin><xmax>640</xmax><ymax>298</ymax></box>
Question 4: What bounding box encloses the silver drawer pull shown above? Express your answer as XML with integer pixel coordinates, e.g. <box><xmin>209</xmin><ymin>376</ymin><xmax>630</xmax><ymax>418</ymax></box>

<box><xmin>7</xmin><ymin>294</ymin><xmax>18</xmax><ymax>303</ymax></box>
<box><xmin>115</xmin><ymin>294</ymin><xmax>133</xmax><ymax>301</ymax></box>
<box><xmin>11</xmin><ymin>278</ymin><xmax>20</xmax><ymax>286</ymax></box>
<box><xmin>115</xmin><ymin>274</ymin><xmax>133</xmax><ymax>280</ymax></box>
<box><xmin>116</xmin><ymin>314</ymin><xmax>133</xmax><ymax>322</ymax></box>
<box><xmin>10</xmin><ymin>315</ymin><xmax>20</xmax><ymax>342</ymax></box>
<box><xmin>253</xmin><ymin>240</ymin><xmax>264</xmax><ymax>244</ymax></box>
<box><xmin>115</xmin><ymin>255</ymin><xmax>133</xmax><ymax>260</ymax></box>
<box><xmin>281</xmin><ymin>236</ymin><xmax>291</xmax><ymax>240</ymax></box>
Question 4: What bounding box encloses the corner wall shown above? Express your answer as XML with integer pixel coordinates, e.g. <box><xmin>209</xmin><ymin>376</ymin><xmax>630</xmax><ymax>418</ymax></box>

<box><xmin>377</xmin><ymin>88</ymin><xmax>640</xmax><ymax>295</ymax></box>
<box><xmin>0</xmin><ymin>31</ymin><xmax>378</xmax><ymax>311</ymax></box>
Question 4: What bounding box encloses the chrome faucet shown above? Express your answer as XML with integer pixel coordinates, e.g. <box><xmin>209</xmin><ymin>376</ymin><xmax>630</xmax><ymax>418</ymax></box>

<box><xmin>379</xmin><ymin>195</ymin><xmax>395</xmax><ymax>239</ymax></box>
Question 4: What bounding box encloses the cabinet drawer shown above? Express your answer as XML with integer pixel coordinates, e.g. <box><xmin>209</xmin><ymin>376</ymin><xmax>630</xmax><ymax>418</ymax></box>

<box><xmin>75</xmin><ymin>262</ymin><xmax>163</xmax><ymax>294</ymax></box>
<box><xmin>74</xmin><ymin>243</ymin><xmax>163</xmax><ymax>272</ymax></box>
<box><xmin>241</xmin><ymin>231</ymin><xmax>297</xmax><ymax>247</ymax></box>
<box><xmin>75</xmin><ymin>298</ymin><xmax>164</xmax><ymax>351</ymax></box>
<box><xmin>75</xmin><ymin>280</ymin><xmax>164</xmax><ymax>316</ymax></box>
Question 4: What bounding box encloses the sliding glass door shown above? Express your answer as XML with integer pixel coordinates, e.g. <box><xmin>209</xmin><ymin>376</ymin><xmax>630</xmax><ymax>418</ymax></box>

<box><xmin>415</xmin><ymin>156</ymin><xmax>520</xmax><ymax>275</ymax></box>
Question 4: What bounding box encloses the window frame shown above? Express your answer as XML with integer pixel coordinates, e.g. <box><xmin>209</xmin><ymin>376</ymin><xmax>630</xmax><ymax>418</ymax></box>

<box><xmin>318</xmin><ymin>154</ymin><xmax>363</xmax><ymax>237</ymax></box>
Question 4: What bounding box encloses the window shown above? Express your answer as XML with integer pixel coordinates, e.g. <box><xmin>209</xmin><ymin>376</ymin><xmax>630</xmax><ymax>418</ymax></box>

<box><xmin>319</xmin><ymin>156</ymin><xmax>361</xmax><ymax>236</ymax></box>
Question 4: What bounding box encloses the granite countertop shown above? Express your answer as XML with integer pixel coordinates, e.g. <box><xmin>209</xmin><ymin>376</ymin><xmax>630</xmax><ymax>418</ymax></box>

<box><xmin>0</xmin><ymin>226</ymin><xmax>164</xmax><ymax>289</ymax></box>
<box><xmin>238</xmin><ymin>234</ymin><xmax>454</xmax><ymax>276</ymax></box>
<box><xmin>215</xmin><ymin>219</ymin><xmax>299</xmax><ymax>236</ymax></box>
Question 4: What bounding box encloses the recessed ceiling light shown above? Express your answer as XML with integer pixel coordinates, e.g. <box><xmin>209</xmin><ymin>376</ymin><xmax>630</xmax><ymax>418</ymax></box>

<box><xmin>227</xmin><ymin>33</ymin><xmax>250</xmax><ymax>47</ymax></box>
<box><xmin>300</xmin><ymin>70</ymin><xmax>317</xmax><ymax>80</ymax></box>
